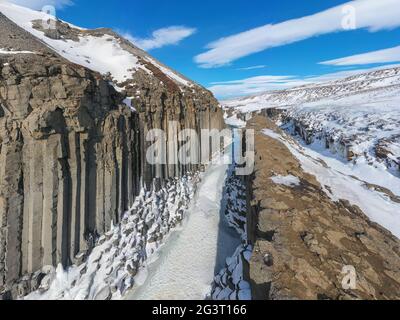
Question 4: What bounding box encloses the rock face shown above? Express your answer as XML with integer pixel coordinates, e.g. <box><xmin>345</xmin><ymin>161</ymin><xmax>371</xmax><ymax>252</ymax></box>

<box><xmin>0</xmin><ymin>12</ymin><xmax>224</xmax><ymax>298</ymax></box>
<box><xmin>245</xmin><ymin>116</ymin><xmax>400</xmax><ymax>300</ymax></box>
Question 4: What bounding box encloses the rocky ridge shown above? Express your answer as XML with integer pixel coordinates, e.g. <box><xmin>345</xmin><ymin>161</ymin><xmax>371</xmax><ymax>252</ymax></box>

<box><xmin>245</xmin><ymin>116</ymin><xmax>400</xmax><ymax>300</ymax></box>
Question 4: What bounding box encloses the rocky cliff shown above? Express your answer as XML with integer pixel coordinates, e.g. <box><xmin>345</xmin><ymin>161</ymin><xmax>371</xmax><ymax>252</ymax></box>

<box><xmin>245</xmin><ymin>116</ymin><xmax>400</xmax><ymax>300</ymax></box>
<box><xmin>0</xmin><ymin>5</ymin><xmax>224</xmax><ymax>298</ymax></box>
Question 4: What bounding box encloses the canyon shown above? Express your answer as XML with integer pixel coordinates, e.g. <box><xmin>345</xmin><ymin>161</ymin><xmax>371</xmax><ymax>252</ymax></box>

<box><xmin>1</xmin><ymin>2</ymin><xmax>400</xmax><ymax>301</ymax></box>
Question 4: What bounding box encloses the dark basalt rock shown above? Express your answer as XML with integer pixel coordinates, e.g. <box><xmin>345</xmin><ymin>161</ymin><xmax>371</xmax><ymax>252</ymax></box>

<box><xmin>0</xmin><ymin>13</ymin><xmax>224</xmax><ymax>298</ymax></box>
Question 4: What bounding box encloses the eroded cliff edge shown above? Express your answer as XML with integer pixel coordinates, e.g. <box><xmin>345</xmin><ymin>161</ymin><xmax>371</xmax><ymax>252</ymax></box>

<box><xmin>245</xmin><ymin>116</ymin><xmax>400</xmax><ymax>300</ymax></box>
<box><xmin>0</xmin><ymin>12</ymin><xmax>224</xmax><ymax>298</ymax></box>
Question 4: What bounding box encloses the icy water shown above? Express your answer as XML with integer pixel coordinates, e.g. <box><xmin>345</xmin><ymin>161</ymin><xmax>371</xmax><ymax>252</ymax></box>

<box><xmin>126</xmin><ymin>145</ymin><xmax>240</xmax><ymax>300</ymax></box>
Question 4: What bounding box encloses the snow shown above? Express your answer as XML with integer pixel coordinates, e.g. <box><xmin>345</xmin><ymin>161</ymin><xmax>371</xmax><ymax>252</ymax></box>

<box><xmin>0</xmin><ymin>2</ymin><xmax>84</xmax><ymax>31</ymax></box>
<box><xmin>271</xmin><ymin>174</ymin><xmax>300</xmax><ymax>187</ymax></box>
<box><xmin>262</xmin><ymin>128</ymin><xmax>400</xmax><ymax>239</ymax></box>
<box><xmin>123</xmin><ymin>97</ymin><xmax>136</xmax><ymax>112</ymax></box>
<box><xmin>222</xmin><ymin>66</ymin><xmax>400</xmax><ymax>113</ymax></box>
<box><xmin>24</xmin><ymin>175</ymin><xmax>198</xmax><ymax>300</ymax></box>
<box><xmin>224</xmin><ymin>114</ymin><xmax>246</xmax><ymax>128</ymax></box>
<box><xmin>226</xmin><ymin>66</ymin><xmax>400</xmax><ymax>241</ymax></box>
<box><xmin>126</xmin><ymin>152</ymin><xmax>239</xmax><ymax>300</ymax></box>
<box><xmin>223</xmin><ymin>68</ymin><xmax>400</xmax><ymax>178</ymax></box>
<box><xmin>0</xmin><ymin>48</ymin><xmax>35</xmax><ymax>54</ymax></box>
<box><xmin>0</xmin><ymin>2</ymin><xmax>193</xmax><ymax>86</ymax></box>
<box><xmin>212</xmin><ymin>245</ymin><xmax>252</xmax><ymax>300</ymax></box>
<box><xmin>47</xmin><ymin>35</ymin><xmax>145</xmax><ymax>83</ymax></box>
<box><xmin>144</xmin><ymin>56</ymin><xmax>193</xmax><ymax>87</ymax></box>
<box><xmin>211</xmin><ymin>166</ymin><xmax>252</xmax><ymax>301</ymax></box>
<box><xmin>0</xmin><ymin>3</ymin><xmax>142</xmax><ymax>82</ymax></box>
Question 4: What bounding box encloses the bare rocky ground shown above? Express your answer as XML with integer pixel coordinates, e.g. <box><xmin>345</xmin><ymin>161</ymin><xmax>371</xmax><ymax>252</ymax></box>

<box><xmin>246</xmin><ymin>115</ymin><xmax>400</xmax><ymax>300</ymax></box>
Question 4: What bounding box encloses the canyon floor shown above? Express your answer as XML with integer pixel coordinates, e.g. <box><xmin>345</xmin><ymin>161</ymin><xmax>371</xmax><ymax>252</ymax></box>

<box><xmin>127</xmin><ymin>150</ymin><xmax>240</xmax><ymax>300</ymax></box>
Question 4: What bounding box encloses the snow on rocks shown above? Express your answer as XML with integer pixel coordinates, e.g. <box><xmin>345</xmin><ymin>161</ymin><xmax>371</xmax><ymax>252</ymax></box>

<box><xmin>271</xmin><ymin>174</ymin><xmax>300</xmax><ymax>187</ymax></box>
<box><xmin>212</xmin><ymin>245</ymin><xmax>252</xmax><ymax>301</ymax></box>
<box><xmin>224</xmin><ymin>114</ymin><xmax>246</xmax><ymax>128</ymax></box>
<box><xmin>262</xmin><ymin>128</ymin><xmax>400</xmax><ymax>239</ymax></box>
<box><xmin>225</xmin><ymin>66</ymin><xmax>400</xmax><ymax>240</ymax></box>
<box><xmin>223</xmin><ymin>173</ymin><xmax>247</xmax><ymax>241</ymax></box>
<box><xmin>143</xmin><ymin>56</ymin><xmax>193</xmax><ymax>88</ymax></box>
<box><xmin>0</xmin><ymin>3</ymin><xmax>143</xmax><ymax>83</ymax></box>
<box><xmin>23</xmin><ymin>174</ymin><xmax>200</xmax><ymax>300</ymax></box>
<box><xmin>211</xmin><ymin>171</ymin><xmax>252</xmax><ymax>300</ymax></box>
<box><xmin>123</xmin><ymin>97</ymin><xmax>136</xmax><ymax>112</ymax></box>
<box><xmin>223</xmin><ymin>66</ymin><xmax>400</xmax><ymax>178</ymax></box>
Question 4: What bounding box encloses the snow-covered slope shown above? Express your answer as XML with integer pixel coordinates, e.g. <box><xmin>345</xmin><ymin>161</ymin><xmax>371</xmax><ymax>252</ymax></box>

<box><xmin>223</xmin><ymin>67</ymin><xmax>400</xmax><ymax>112</ymax></box>
<box><xmin>224</xmin><ymin>66</ymin><xmax>400</xmax><ymax>177</ymax></box>
<box><xmin>0</xmin><ymin>2</ymin><xmax>194</xmax><ymax>87</ymax></box>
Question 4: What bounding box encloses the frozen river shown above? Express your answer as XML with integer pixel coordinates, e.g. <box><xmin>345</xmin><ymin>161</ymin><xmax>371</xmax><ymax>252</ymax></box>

<box><xmin>127</xmin><ymin>151</ymin><xmax>240</xmax><ymax>300</ymax></box>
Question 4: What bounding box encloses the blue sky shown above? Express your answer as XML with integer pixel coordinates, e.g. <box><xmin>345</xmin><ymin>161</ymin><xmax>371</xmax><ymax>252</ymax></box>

<box><xmin>12</xmin><ymin>0</ymin><xmax>400</xmax><ymax>99</ymax></box>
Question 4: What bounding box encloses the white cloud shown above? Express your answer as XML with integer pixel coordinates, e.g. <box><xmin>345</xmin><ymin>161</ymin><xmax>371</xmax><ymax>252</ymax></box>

<box><xmin>209</xmin><ymin>75</ymin><xmax>307</xmax><ymax>98</ymax></box>
<box><xmin>210</xmin><ymin>64</ymin><xmax>400</xmax><ymax>98</ymax></box>
<box><xmin>237</xmin><ymin>65</ymin><xmax>266</xmax><ymax>70</ymax></box>
<box><xmin>195</xmin><ymin>0</ymin><xmax>400</xmax><ymax>68</ymax></box>
<box><xmin>320</xmin><ymin>45</ymin><xmax>400</xmax><ymax>66</ymax></box>
<box><xmin>124</xmin><ymin>26</ymin><xmax>196</xmax><ymax>51</ymax></box>
<box><xmin>7</xmin><ymin>0</ymin><xmax>73</xmax><ymax>10</ymax></box>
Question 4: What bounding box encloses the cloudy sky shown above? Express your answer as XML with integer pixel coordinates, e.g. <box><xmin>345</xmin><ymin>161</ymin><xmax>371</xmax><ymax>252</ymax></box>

<box><xmin>9</xmin><ymin>0</ymin><xmax>400</xmax><ymax>99</ymax></box>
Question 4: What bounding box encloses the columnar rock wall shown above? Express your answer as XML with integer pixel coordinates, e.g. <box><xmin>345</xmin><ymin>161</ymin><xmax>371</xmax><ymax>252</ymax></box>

<box><xmin>0</xmin><ymin>53</ymin><xmax>224</xmax><ymax>296</ymax></box>
<box><xmin>124</xmin><ymin>67</ymin><xmax>225</xmax><ymax>188</ymax></box>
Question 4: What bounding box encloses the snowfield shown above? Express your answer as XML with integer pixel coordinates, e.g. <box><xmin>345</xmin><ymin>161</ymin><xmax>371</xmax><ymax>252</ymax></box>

<box><xmin>223</xmin><ymin>67</ymin><xmax>400</xmax><ymax>113</ymax></box>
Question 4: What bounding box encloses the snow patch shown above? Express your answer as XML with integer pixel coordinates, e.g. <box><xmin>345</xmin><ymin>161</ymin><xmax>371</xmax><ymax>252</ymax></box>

<box><xmin>123</xmin><ymin>97</ymin><xmax>136</xmax><ymax>112</ymax></box>
<box><xmin>271</xmin><ymin>174</ymin><xmax>300</xmax><ymax>187</ymax></box>
<box><xmin>225</xmin><ymin>115</ymin><xmax>246</xmax><ymax>128</ymax></box>
<box><xmin>144</xmin><ymin>56</ymin><xmax>193</xmax><ymax>88</ymax></box>
<box><xmin>0</xmin><ymin>48</ymin><xmax>35</xmax><ymax>55</ymax></box>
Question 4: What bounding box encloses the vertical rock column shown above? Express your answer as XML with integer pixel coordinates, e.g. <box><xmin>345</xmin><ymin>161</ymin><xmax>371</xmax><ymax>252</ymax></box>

<box><xmin>0</xmin><ymin>126</ymin><xmax>24</xmax><ymax>289</ymax></box>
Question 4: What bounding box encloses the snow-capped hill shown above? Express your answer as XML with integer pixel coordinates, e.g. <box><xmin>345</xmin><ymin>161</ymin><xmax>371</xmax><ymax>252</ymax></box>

<box><xmin>223</xmin><ymin>66</ymin><xmax>400</xmax><ymax>112</ymax></box>
<box><xmin>0</xmin><ymin>2</ymin><xmax>195</xmax><ymax>89</ymax></box>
